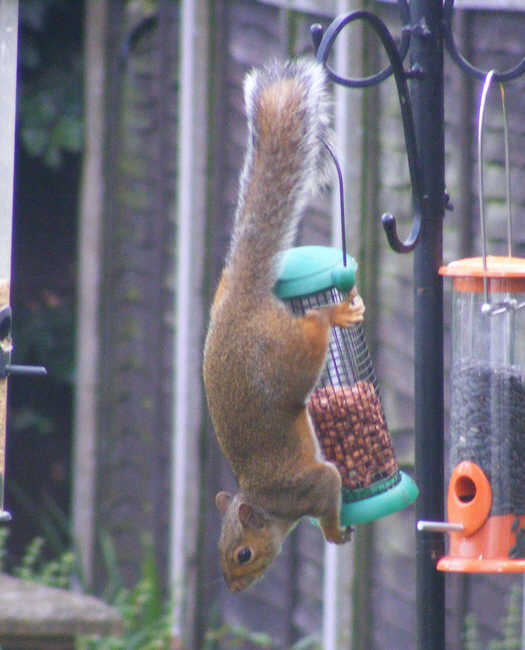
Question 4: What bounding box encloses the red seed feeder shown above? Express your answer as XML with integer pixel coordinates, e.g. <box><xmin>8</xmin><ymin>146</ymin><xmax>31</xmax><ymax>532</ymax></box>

<box><xmin>275</xmin><ymin>246</ymin><xmax>418</xmax><ymax>526</ymax></box>
<box><xmin>430</xmin><ymin>72</ymin><xmax>525</xmax><ymax>572</ymax></box>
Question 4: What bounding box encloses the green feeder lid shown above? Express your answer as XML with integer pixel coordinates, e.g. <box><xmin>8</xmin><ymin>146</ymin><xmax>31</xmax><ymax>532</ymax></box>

<box><xmin>275</xmin><ymin>246</ymin><xmax>357</xmax><ymax>299</ymax></box>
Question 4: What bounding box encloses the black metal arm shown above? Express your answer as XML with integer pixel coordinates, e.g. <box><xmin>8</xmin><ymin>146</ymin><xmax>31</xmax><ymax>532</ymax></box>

<box><xmin>311</xmin><ymin>0</ymin><xmax>411</xmax><ymax>88</ymax></box>
<box><xmin>442</xmin><ymin>0</ymin><xmax>525</xmax><ymax>82</ymax></box>
<box><xmin>311</xmin><ymin>8</ymin><xmax>424</xmax><ymax>253</ymax></box>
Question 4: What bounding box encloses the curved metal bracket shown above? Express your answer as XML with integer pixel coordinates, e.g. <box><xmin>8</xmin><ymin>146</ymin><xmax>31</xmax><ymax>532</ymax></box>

<box><xmin>311</xmin><ymin>1</ymin><xmax>411</xmax><ymax>88</ymax></box>
<box><xmin>442</xmin><ymin>0</ymin><xmax>525</xmax><ymax>82</ymax></box>
<box><xmin>312</xmin><ymin>10</ymin><xmax>424</xmax><ymax>253</ymax></box>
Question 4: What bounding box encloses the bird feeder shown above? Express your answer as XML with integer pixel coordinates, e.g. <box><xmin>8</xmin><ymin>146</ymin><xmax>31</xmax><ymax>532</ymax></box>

<box><xmin>434</xmin><ymin>72</ymin><xmax>525</xmax><ymax>572</ymax></box>
<box><xmin>275</xmin><ymin>245</ymin><xmax>418</xmax><ymax>526</ymax></box>
<box><xmin>437</xmin><ymin>256</ymin><xmax>525</xmax><ymax>572</ymax></box>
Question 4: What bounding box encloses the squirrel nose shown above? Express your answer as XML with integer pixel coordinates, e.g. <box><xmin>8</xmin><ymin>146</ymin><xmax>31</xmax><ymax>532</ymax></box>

<box><xmin>227</xmin><ymin>576</ymin><xmax>250</xmax><ymax>592</ymax></box>
<box><xmin>227</xmin><ymin>579</ymin><xmax>242</xmax><ymax>592</ymax></box>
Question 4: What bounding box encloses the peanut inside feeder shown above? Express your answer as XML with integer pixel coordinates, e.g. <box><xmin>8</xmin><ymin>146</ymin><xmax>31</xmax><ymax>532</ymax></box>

<box><xmin>308</xmin><ymin>382</ymin><xmax>398</xmax><ymax>497</ymax></box>
<box><xmin>275</xmin><ymin>246</ymin><xmax>418</xmax><ymax>525</ymax></box>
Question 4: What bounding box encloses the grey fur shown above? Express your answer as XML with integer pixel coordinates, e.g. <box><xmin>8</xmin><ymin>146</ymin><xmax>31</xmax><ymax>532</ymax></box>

<box><xmin>226</xmin><ymin>59</ymin><xmax>333</xmax><ymax>294</ymax></box>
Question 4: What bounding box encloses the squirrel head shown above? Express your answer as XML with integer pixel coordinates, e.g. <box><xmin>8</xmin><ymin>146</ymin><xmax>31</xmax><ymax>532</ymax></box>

<box><xmin>215</xmin><ymin>491</ymin><xmax>287</xmax><ymax>592</ymax></box>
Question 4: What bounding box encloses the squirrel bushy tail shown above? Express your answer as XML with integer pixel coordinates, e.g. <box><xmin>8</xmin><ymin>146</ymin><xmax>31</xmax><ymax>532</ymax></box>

<box><xmin>226</xmin><ymin>59</ymin><xmax>331</xmax><ymax>295</ymax></box>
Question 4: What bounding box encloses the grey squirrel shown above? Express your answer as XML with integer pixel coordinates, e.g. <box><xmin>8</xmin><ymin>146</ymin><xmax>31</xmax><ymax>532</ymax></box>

<box><xmin>203</xmin><ymin>59</ymin><xmax>364</xmax><ymax>592</ymax></box>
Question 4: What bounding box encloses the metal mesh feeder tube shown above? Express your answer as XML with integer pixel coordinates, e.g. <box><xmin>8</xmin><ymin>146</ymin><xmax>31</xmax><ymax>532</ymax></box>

<box><xmin>275</xmin><ymin>246</ymin><xmax>418</xmax><ymax>526</ymax></box>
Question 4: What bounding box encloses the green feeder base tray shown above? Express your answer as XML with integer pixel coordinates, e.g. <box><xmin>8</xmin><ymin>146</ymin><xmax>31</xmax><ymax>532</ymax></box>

<box><xmin>340</xmin><ymin>471</ymin><xmax>418</xmax><ymax>526</ymax></box>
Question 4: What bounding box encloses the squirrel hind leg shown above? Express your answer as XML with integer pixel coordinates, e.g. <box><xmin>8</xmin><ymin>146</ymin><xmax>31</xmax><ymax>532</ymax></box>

<box><xmin>297</xmin><ymin>460</ymin><xmax>352</xmax><ymax>545</ymax></box>
<box><xmin>317</xmin><ymin>465</ymin><xmax>352</xmax><ymax>545</ymax></box>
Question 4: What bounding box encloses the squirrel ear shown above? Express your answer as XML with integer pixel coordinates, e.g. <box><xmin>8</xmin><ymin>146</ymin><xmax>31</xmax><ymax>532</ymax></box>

<box><xmin>238</xmin><ymin>503</ymin><xmax>265</xmax><ymax>529</ymax></box>
<box><xmin>215</xmin><ymin>491</ymin><xmax>233</xmax><ymax>515</ymax></box>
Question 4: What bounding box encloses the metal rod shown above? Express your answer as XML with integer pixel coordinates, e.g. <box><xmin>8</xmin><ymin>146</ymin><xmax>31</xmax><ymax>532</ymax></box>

<box><xmin>417</xmin><ymin>520</ymin><xmax>464</xmax><ymax>533</ymax></box>
<box><xmin>502</xmin><ymin>84</ymin><xmax>512</xmax><ymax>258</ymax></box>
<box><xmin>478</xmin><ymin>71</ymin><xmax>493</xmax><ymax>276</ymax></box>
<box><xmin>4</xmin><ymin>364</ymin><xmax>47</xmax><ymax>377</ymax></box>
<box><xmin>410</xmin><ymin>1</ymin><xmax>446</xmax><ymax>648</ymax></box>
<box><xmin>477</xmin><ymin>70</ymin><xmax>513</xmax><ymax>308</ymax></box>
<box><xmin>477</xmin><ymin>70</ymin><xmax>494</xmax><ymax>306</ymax></box>
<box><xmin>322</xmin><ymin>139</ymin><xmax>347</xmax><ymax>267</ymax></box>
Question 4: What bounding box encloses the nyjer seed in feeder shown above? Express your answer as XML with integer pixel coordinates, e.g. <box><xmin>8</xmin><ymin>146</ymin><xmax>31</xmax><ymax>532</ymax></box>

<box><xmin>275</xmin><ymin>245</ymin><xmax>418</xmax><ymax>526</ymax></box>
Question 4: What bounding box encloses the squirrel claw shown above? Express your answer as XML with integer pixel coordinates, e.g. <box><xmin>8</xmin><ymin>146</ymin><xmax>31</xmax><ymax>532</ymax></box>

<box><xmin>322</xmin><ymin>524</ymin><xmax>353</xmax><ymax>545</ymax></box>
<box><xmin>332</xmin><ymin>289</ymin><xmax>365</xmax><ymax>328</ymax></box>
<box><xmin>338</xmin><ymin>526</ymin><xmax>353</xmax><ymax>544</ymax></box>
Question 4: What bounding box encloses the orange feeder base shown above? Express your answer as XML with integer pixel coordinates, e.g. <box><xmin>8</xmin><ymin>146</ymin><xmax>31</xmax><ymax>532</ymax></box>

<box><xmin>437</xmin><ymin>461</ymin><xmax>525</xmax><ymax>573</ymax></box>
<box><xmin>438</xmin><ymin>514</ymin><xmax>525</xmax><ymax>573</ymax></box>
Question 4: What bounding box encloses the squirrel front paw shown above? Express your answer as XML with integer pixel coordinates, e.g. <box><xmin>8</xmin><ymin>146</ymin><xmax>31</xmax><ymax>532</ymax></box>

<box><xmin>332</xmin><ymin>288</ymin><xmax>365</xmax><ymax>329</ymax></box>
<box><xmin>321</xmin><ymin>522</ymin><xmax>353</xmax><ymax>545</ymax></box>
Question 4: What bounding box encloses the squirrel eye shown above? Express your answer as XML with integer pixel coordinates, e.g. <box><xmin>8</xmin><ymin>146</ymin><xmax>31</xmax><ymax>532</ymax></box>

<box><xmin>237</xmin><ymin>547</ymin><xmax>252</xmax><ymax>565</ymax></box>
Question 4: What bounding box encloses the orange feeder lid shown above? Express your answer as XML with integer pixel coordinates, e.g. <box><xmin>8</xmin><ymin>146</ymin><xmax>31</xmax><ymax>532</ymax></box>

<box><xmin>439</xmin><ymin>256</ymin><xmax>525</xmax><ymax>293</ymax></box>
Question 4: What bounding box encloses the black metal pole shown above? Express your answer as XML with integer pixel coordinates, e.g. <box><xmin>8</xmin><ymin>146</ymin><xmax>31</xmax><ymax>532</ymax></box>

<box><xmin>410</xmin><ymin>1</ymin><xmax>446</xmax><ymax>648</ymax></box>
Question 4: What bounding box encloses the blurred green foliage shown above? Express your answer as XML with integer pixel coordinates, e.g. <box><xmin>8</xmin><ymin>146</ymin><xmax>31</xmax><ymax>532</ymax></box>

<box><xmin>14</xmin><ymin>290</ymin><xmax>75</xmax><ymax>386</ymax></box>
<box><xmin>18</xmin><ymin>0</ymin><xmax>83</xmax><ymax>168</ymax></box>
<box><xmin>464</xmin><ymin>583</ymin><xmax>523</xmax><ymax>650</ymax></box>
<box><xmin>0</xmin><ymin>527</ymin><xmax>172</xmax><ymax>649</ymax></box>
<box><xmin>78</xmin><ymin>536</ymin><xmax>172</xmax><ymax>650</ymax></box>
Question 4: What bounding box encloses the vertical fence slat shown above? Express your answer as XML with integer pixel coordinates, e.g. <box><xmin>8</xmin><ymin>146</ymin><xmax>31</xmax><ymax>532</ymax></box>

<box><xmin>0</xmin><ymin>0</ymin><xmax>19</xmax><ymax>519</ymax></box>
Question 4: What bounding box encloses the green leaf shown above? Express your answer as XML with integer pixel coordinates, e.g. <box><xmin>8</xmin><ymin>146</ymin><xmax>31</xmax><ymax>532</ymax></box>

<box><xmin>52</xmin><ymin>115</ymin><xmax>83</xmax><ymax>152</ymax></box>
<box><xmin>20</xmin><ymin>126</ymin><xmax>49</xmax><ymax>157</ymax></box>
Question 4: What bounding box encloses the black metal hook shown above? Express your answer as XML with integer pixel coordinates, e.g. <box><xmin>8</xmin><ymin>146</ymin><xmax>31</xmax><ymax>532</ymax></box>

<box><xmin>443</xmin><ymin>0</ymin><xmax>525</xmax><ymax>82</ymax></box>
<box><xmin>312</xmin><ymin>10</ymin><xmax>424</xmax><ymax>253</ymax></box>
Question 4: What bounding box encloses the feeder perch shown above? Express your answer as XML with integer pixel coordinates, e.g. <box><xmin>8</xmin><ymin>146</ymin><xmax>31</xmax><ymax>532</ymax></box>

<box><xmin>274</xmin><ymin>245</ymin><xmax>418</xmax><ymax>526</ymax></box>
